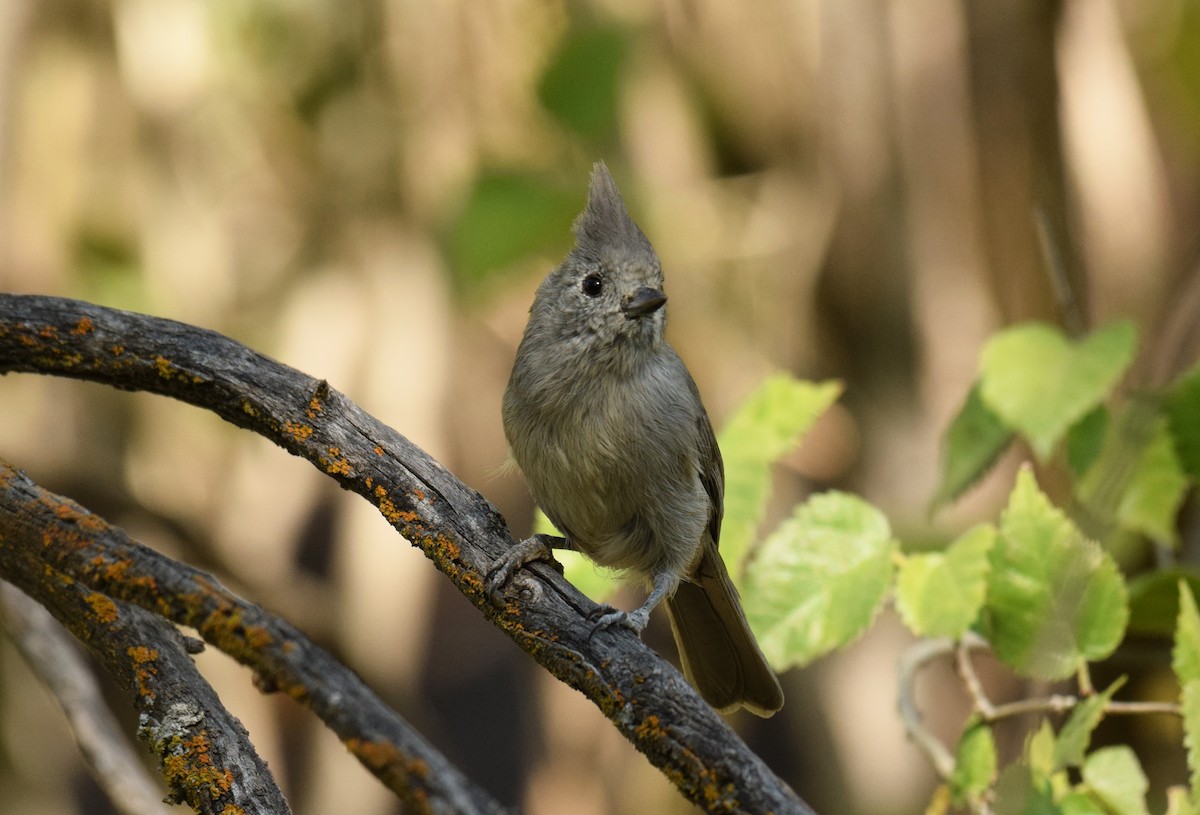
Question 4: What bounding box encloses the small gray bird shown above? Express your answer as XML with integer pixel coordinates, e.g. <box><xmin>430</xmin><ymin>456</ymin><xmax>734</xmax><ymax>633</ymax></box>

<box><xmin>491</xmin><ymin>162</ymin><xmax>783</xmax><ymax>716</ymax></box>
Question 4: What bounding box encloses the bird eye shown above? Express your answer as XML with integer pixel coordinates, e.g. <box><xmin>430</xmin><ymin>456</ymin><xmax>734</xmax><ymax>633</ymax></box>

<box><xmin>581</xmin><ymin>274</ymin><xmax>603</xmax><ymax>297</ymax></box>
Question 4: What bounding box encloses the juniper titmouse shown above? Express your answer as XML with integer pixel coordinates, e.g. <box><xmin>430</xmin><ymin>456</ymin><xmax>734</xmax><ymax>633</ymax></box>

<box><xmin>490</xmin><ymin>163</ymin><xmax>783</xmax><ymax>716</ymax></box>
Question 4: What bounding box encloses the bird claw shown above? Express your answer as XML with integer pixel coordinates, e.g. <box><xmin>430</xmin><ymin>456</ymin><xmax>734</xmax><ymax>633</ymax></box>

<box><xmin>485</xmin><ymin>534</ymin><xmax>561</xmax><ymax>601</ymax></box>
<box><xmin>585</xmin><ymin>603</ymin><xmax>648</xmax><ymax>640</ymax></box>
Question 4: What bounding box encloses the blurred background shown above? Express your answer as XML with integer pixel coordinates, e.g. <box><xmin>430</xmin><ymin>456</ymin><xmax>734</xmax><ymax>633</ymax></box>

<box><xmin>1</xmin><ymin>0</ymin><xmax>1198</xmax><ymax>812</ymax></box>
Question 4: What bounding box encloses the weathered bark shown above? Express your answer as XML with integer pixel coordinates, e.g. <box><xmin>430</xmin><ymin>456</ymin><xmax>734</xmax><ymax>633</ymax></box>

<box><xmin>0</xmin><ymin>293</ymin><xmax>815</xmax><ymax>814</ymax></box>
<box><xmin>0</xmin><ymin>502</ymin><xmax>291</xmax><ymax>813</ymax></box>
<box><xmin>0</xmin><ymin>582</ymin><xmax>175</xmax><ymax>815</ymax></box>
<box><xmin>0</xmin><ymin>461</ymin><xmax>506</xmax><ymax>815</ymax></box>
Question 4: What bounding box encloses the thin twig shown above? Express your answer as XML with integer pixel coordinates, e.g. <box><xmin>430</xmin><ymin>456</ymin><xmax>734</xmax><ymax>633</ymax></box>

<box><xmin>0</xmin><ymin>582</ymin><xmax>174</xmax><ymax>815</ymax></box>
<box><xmin>898</xmin><ymin>637</ymin><xmax>957</xmax><ymax>779</ymax></box>
<box><xmin>986</xmin><ymin>694</ymin><xmax>1078</xmax><ymax>722</ymax></box>
<box><xmin>1033</xmin><ymin>207</ymin><xmax>1085</xmax><ymax>337</ymax></box>
<box><xmin>1105</xmin><ymin>701</ymin><xmax>1181</xmax><ymax>717</ymax></box>
<box><xmin>955</xmin><ymin>633</ymin><xmax>995</xmax><ymax>719</ymax></box>
<box><xmin>906</xmin><ymin>632</ymin><xmax>1183</xmax><ymax>788</ymax></box>
<box><xmin>1076</xmin><ymin>662</ymin><xmax>1094</xmax><ymax>696</ymax></box>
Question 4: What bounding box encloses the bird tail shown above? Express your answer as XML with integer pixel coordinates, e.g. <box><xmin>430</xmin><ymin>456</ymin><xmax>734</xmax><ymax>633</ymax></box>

<box><xmin>665</xmin><ymin>546</ymin><xmax>783</xmax><ymax>717</ymax></box>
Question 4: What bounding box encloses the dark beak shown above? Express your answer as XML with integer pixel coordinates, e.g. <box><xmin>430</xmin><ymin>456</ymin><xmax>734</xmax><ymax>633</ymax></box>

<box><xmin>621</xmin><ymin>287</ymin><xmax>667</xmax><ymax>319</ymax></box>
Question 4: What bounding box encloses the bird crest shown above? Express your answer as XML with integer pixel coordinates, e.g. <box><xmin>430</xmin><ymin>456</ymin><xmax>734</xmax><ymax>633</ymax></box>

<box><xmin>572</xmin><ymin>162</ymin><xmax>655</xmax><ymax>261</ymax></box>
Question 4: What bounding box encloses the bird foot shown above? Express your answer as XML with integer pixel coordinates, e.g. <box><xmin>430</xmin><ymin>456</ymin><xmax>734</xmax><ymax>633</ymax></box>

<box><xmin>485</xmin><ymin>534</ymin><xmax>563</xmax><ymax>601</ymax></box>
<box><xmin>586</xmin><ymin>603</ymin><xmax>649</xmax><ymax>639</ymax></box>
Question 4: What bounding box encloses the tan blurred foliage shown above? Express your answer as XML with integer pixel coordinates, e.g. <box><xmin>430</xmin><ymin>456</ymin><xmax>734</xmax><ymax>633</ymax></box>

<box><xmin>0</xmin><ymin>0</ymin><xmax>1197</xmax><ymax>813</ymax></box>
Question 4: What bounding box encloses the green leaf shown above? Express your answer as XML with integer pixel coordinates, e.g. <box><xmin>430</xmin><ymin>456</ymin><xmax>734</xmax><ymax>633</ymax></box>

<box><xmin>1060</xmin><ymin>792</ymin><xmax>1106</xmax><ymax>815</ymax></box>
<box><xmin>1116</xmin><ymin>417</ymin><xmax>1188</xmax><ymax>546</ymax></box>
<box><xmin>1027</xmin><ymin>719</ymin><xmax>1058</xmax><ymax>779</ymax></box>
<box><xmin>743</xmin><ymin>491</ymin><xmax>896</xmax><ymax>669</ymax></box>
<box><xmin>1183</xmin><ymin>680</ymin><xmax>1200</xmax><ymax>803</ymax></box>
<box><xmin>933</xmin><ymin>382</ymin><xmax>1014</xmax><ymax>508</ymax></box>
<box><xmin>1067</xmin><ymin>405</ymin><xmax>1109</xmax><ymax>479</ymax></box>
<box><xmin>950</xmin><ymin>719</ymin><xmax>996</xmax><ymax>807</ymax></box>
<box><xmin>980</xmin><ymin>321</ymin><xmax>1137</xmax><ymax>461</ymax></box>
<box><xmin>926</xmin><ymin>785</ymin><xmax>953</xmax><ymax>815</ymax></box>
<box><xmin>1073</xmin><ymin>395</ymin><xmax>1158</xmax><ymax>531</ymax></box>
<box><xmin>1174</xmin><ymin>581</ymin><xmax>1200</xmax><ymax>685</ymax></box>
<box><xmin>1127</xmin><ymin>569</ymin><xmax>1200</xmax><ymax>637</ymax></box>
<box><xmin>1168</xmin><ymin>363</ymin><xmax>1200</xmax><ymax>480</ymax></box>
<box><xmin>447</xmin><ymin>171</ymin><xmax>577</xmax><ymax>287</ymax></box>
<box><xmin>1082</xmin><ymin>746</ymin><xmax>1150</xmax><ymax>815</ymax></box>
<box><xmin>896</xmin><ymin>524</ymin><xmax>994</xmax><ymax>638</ymax></box>
<box><xmin>718</xmin><ymin>376</ymin><xmax>842</xmax><ymax>574</ymax></box>
<box><xmin>1171</xmin><ymin>583</ymin><xmax>1200</xmax><ymax>799</ymax></box>
<box><xmin>985</xmin><ymin>468</ymin><xmax>1129</xmax><ymax>679</ymax></box>
<box><xmin>538</xmin><ymin>26</ymin><xmax>629</xmax><ymax>140</ymax></box>
<box><xmin>994</xmin><ymin>763</ymin><xmax>1058</xmax><ymax>815</ymax></box>
<box><xmin>1054</xmin><ymin>677</ymin><xmax>1126</xmax><ymax>770</ymax></box>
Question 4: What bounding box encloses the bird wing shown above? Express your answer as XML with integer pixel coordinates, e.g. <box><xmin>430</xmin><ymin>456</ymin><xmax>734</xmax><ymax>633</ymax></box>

<box><xmin>695</xmin><ymin>405</ymin><xmax>725</xmax><ymax>547</ymax></box>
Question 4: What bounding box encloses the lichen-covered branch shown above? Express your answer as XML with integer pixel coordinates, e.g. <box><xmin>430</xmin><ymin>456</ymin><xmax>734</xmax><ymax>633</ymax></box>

<box><xmin>0</xmin><ymin>514</ymin><xmax>290</xmax><ymax>814</ymax></box>
<box><xmin>0</xmin><ymin>582</ymin><xmax>174</xmax><ymax>815</ymax></box>
<box><xmin>0</xmin><ymin>293</ymin><xmax>815</xmax><ymax>815</ymax></box>
<box><xmin>0</xmin><ymin>458</ymin><xmax>505</xmax><ymax>815</ymax></box>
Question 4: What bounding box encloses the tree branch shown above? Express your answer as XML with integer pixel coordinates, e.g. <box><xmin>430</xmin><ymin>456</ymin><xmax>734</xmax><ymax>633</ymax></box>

<box><xmin>0</xmin><ymin>521</ymin><xmax>291</xmax><ymax>813</ymax></box>
<box><xmin>0</xmin><ymin>293</ymin><xmax>813</xmax><ymax>815</ymax></box>
<box><xmin>0</xmin><ymin>457</ymin><xmax>505</xmax><ymax>815</ymax></box>
<box><xmin>0</xmin><ymin>581</ymin><xmax>174</xmax><ymax>815</ymax></box>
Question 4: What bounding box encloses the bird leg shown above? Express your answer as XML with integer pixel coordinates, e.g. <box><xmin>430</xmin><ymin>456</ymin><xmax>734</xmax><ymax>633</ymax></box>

<box><xmin>588</xmin><ymin>570</ymin><xmax>677</xmax><ymax>635</ymax></box>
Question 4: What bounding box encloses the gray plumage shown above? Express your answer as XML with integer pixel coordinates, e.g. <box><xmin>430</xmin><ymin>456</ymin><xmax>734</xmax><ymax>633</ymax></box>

<box><xmin>496</xmin><ymin>162</ymin><xmax>783</xmax><ymax>716</ymax></box>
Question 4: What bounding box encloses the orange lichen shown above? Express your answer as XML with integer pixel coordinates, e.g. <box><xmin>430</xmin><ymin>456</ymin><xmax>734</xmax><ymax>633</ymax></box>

<box><xmin>71</xmin><ymin>317</ymin><xmax>94</xmax><ymax>335</ymax></box>
<box><xmin>324</xmin><ymin>455</ymin><xmax>352</xmax><ymax>477</ymax></box>
<box><xmin>80</xmin><ymin>555</ymin><xmax>158</xmax><ymax>593</ymax></box>
<box><xmin>154</xmin><ymin>355</ymin><xmax>202</xmax><ymax>384</ymax></box>
<box><xmin>127</xmin><ymin>645</ymin><xmax>159</xmax><ymax>699</ymax></box>
<box><xmin>282</xmin><ymin>683</ymin><xmax>309</xmax><ymax>704</ymax></box>
<box><xmin>162</xmin><ymin>732</ymin><xmax>235</xmax><ymax>799</ymax></box>
<box><xmin>635</xmin><ymin>714</ymin><xmax>666</xmax><ymax>740</ymax></box>
<box><xmin>111</xmin><ymin>343</ymin><xmax>125</xmax><ymax>356</ymax></box>
<box><xmin>48</xmin><ymin>499</ymin><xmax>106</xmax><ymax>531</ymax></box>
<box><xmin>283</xmin><ymin>420</ymin><xmax>313</xmax><ymax>440</ymax></box>
<box><xmin>102</xmin><ymin>558</ymin><xmax>129</xmax><ymax>579</ymax></box>
<box><xmin>242</xmin><ymin>625</ymin><xmax>272</xmax><ymax>650</ymax></box>
<box><xmin>697</xmin><ymin>772</ymin><xmax>738</xmax><ymax>808</ymax></box>
<box><xmin>45</xmin><ymin>563</ymin><xmax>74</xmax><ymax>584</ymax></box>
<box><xmin>374</xmin><ymin>491</ymin><xmax>417</xmax><ymax>525</ymax></box>
<box><xmin>86</xmin><ymin>592</ymin><xmax>119</xmax><ymax>623</ymax></box>
<box><xmin>128</xmin><ymin>645</ymin><xmax>158</xmax><ymax>663</ymax></box>
<box><xmin>434</xmin><ymin>534</ymin><xmax>460</xmax><ymax>561</ymax></box>
<box><xmin>346</xmin><ymin>737</ymin><xmax>429</xmax><ymax>779</ymax></box>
